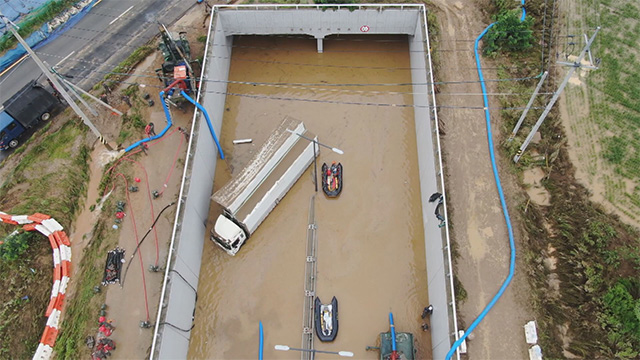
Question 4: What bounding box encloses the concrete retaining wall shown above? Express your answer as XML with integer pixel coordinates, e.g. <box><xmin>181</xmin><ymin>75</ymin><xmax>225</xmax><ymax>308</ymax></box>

<box><xmin>410</xmin><ymin>15</ymin><xmax>458</xmax><ymax>360</ymax></box>
<box><xmin>153</xmin><ymin>13</ymin><xmax>231</xmax><ymax>360</ymax></box>
<box><xmin>219</xmin><ymin>8</ymin><xmax>419</xmax><ymax>39</ymax></box>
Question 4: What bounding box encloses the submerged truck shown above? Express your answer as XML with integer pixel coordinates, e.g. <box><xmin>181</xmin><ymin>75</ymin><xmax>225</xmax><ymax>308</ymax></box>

<box><xmin>0</xmin><ymin>80</ymin><xmax>60</xmax><ymax>150</ymax></box>
<box><xmin>211</xmin><ymin>116</ymin><xmax>318</xmax><ymax>255</ymax></box>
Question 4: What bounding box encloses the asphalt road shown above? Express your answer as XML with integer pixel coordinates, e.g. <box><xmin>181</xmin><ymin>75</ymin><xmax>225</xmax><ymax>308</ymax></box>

<box><xmin>0</xmin><ymin>0</ymin><xmax>196</xmax><ymax>161</ymax></box>
<box><xmin>0</xmin><ymin>0</ymin><xmax>196</xmax><ymax>104</ymax></box>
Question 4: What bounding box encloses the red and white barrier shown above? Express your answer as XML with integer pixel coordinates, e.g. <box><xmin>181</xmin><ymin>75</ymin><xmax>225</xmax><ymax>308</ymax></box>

<box><xmin>0</xmin><ymin>212</ymin><xmax>71</xmax><ymax>360</ymax></box>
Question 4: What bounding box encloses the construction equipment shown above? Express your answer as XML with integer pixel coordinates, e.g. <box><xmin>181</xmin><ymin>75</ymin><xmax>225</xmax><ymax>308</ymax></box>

<box><xmin>155</xmin><ymin>24</ymin><xmax>198</xmax><ymax>98</ymax></box>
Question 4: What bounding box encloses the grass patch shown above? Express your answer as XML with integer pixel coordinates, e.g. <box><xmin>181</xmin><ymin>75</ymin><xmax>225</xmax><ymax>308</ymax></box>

<box><xmin>54</xmin><ymin>211</ymin><xmax>118</xmax><ymax>358</ymax></box>
<box><xmin>93</xmin><ymin>45</ymin><xmax>155</xmax><ymax>91</ymax></box>
<box><xmin>484</xmin><ymin>0</ymin><xmax>640</xmax><ymax>357</ymax></box>
<box><xmin>0</xmin><ymin>120</ymin><xmax>89</xmax><ymax>225</ymax></box>
<box><xmin>0</xmin><ymin>116</ymin><xmax>91</xmax><ymax>357</ymax></box>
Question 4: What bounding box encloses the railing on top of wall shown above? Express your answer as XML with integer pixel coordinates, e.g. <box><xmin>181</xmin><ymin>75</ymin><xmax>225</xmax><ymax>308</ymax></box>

<box><xmin>216</xmin><ymin>3</ymin><xmax>423</xmax><ymax>11</ymax></box>
<box><xmin>420</xmin><ymin>6</ymin><xmax>461</xmax><ymax>360</ymax></box>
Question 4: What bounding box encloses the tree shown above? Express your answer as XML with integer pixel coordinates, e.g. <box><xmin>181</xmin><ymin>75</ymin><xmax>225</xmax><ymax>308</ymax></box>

<box><xmin>483</xmin><ymin>10</ymin><xmax>535</xmax><ymax>56</ymax></box>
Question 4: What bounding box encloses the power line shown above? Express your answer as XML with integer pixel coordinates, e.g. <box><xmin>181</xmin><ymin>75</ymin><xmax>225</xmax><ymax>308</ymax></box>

<box><xmin>61</xmin><ymin>65</ymin><xmax>551</xmax><ymax>97</ymax></box>
<box><xmin>42</xmin><ymin>49</ymin><xmax>549</xmax><ymax>74</ymax></box>
<box><xmin>62</xmin><ymin>70</ymin><xmax>547</xmax><ymax>111</ymax></box>
<box><xmin>59</xmin><ymin>62</ymin><xmax>544</xmax><ymax>87</ymax></box>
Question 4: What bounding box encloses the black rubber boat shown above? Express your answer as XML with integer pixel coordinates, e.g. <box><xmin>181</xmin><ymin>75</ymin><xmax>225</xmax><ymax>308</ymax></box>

<box><xmin>321</xmin><ymin>162</ymin><xmax>343</xmax><ymax>198</ymax></box>
<box><xmin>315</xmin><ymin>296</ymin><xmax>338</xmax><ymax>342</ymax></box>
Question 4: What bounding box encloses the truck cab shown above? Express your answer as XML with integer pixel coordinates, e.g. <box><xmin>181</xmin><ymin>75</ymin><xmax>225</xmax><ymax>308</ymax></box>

<box><xmin>211</xmin><ymin>215</ymin><xmax>247</xmax><ymax>255</ymax></box>
<box><xmin>0</xmin><ymin>80</ymin><xmax>60</xmax><ymax>150</ymax></box>
<box><xmin>0</xmin><ymin>112</ymin><xmax>25</xmax><ymax>150</ymax></box>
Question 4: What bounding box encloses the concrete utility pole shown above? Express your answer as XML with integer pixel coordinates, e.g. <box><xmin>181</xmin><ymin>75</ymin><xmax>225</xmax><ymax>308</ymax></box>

<box><xmin>0</xmin><ymin>11</ymin><xmax>110</xmax><ymax>147</ymax></box>
<box><xmin>56</xmin><ymin>74</ymin><xmax>123</xmax><ymax>116</ymax></box>
<box><xmin>509</xmin><ymin>71</ymin><xmax>548</xmax><ymax>141</ymax></box>
<box><xmin>513</xmin><ymin>27</ymin><xmax>600</xmax><ymax>163</ymax></box>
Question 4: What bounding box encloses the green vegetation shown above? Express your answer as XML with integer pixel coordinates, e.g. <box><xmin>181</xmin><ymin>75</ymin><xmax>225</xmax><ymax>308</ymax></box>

<box><xmin>564</xmin><ymin>1</ymin><xmax>640</xmax><ymax>219</ymax></box>
<box><xmin>483</xmin><ymin>10</ymin><xmax>535</xmax><ymax>56</ymax></box>
<box><xmin>0</xmin><ymin>231</ymin><xmax>38</xmax><ymax>262</ymax></box>
<box><xmin>54</xmin><ymin>212</ymin><xmax>117</xmax><ymax>358</ymax></box>
<box><xmin>602</xmin><ymin>278</ymin><xmax>640</xmax><ymax>353</ymax></box>
<box><xmin>94</xmin><ymin>45</ymin><xmax>155</xmax><ymax>90</ymax></box>
<box><xmin>0</xmin><ymin>120</ymin><xmax>89</xmax><ymax>225</ymax></box>
<box><xmin>0</xmin><ymin>118</ymin><xmax>91</xmax><ymax>358</ymax></box>
<box><xmin>315</xmin><ymin>0</ymin><xmax>355</xmax><ymax>4</ymax></box>
<box><xmin>117</xmin><ymin>112</ymin><xmax>146</xmax><ymax>147</ymax></box>
<box><xmin>0</xmin><ymin>0</ymin><xmax>79</xmax><ymax>53</ymax></box>
<box><xmin>484</xmin><ymin>0</ymin><xmax>640</xmax><ymax>357</ymax></box>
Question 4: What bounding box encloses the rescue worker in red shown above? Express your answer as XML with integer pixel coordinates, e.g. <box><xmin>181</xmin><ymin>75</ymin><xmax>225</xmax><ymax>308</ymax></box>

<box><xmin>145</xmin><ymin>122</ymin><xmax>156</xmax><ymax>137</ymax></box>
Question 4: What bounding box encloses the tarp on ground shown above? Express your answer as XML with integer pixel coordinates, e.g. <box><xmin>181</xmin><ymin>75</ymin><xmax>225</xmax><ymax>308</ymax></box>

<box><xmin>0</xmin><ymin>0</ymin><xmax>50</xmax><ymax>35</ymax></box>
<box><xmin>0</xmin><ymin>0</ymin><xmax>97</xmax><ymax>73</ymax></box>
<box><xmin>0</xmin><ymin>24</ymin><xmax>49</xmax><ymax>72</ymax></box>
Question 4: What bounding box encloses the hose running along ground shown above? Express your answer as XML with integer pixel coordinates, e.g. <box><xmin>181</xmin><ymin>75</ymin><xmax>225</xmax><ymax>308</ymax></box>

<box><xmin>445</xmin><ymin>2</ymin><xmax>526</xmax><ymax>359</ymax></box>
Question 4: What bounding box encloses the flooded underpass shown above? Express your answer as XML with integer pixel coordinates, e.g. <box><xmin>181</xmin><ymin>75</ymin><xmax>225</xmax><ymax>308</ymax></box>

<box><xmin>187</xmin><ymin>35</ymin><xmax>432</xmax><ymax>359</ymax></box>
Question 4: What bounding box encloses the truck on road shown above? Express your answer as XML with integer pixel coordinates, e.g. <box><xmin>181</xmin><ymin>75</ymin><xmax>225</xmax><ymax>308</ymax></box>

<box><xmin>211</xmin><ymin>116</ymin><xmax>318</xmax><ymax>255</ymax></box>
<box><xmin>0</xmin><ymin>80</ymin><xmax>60</xmax><ymax>150</ymax></box>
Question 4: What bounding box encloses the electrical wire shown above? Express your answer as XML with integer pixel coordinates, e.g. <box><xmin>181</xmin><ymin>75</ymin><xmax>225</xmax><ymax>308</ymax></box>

<box><xmin>114</xmin><ymin>172</ymin><xmax>151</xmax><ymax>323</ymax></box>
<box><xmin>121</xmin><ymin>201</ymin><xmax>177</xmax><ymax>287</ymax></box>
<box><xmin>169</xmin><ymin>269</ymin><xmax>197</xmax><ymax>298</ymax></box>
<box><xmin>121</xmin><ymin>157</ymin><xmax>161</xmax><ymax>268</ymax></box>
<box><xmin>159</xmin><ymin>322</ymin><xmax>194</xmax><ymax>333</ymax></box>
<box><xmin>60</xmin><ymin>63</ymin><xmax>544</xmax><ymax>87</ymax></box>
<box><xmin>60</xmin><ymin>70</ymin><xmax>549</xmax><ymax>110</ymax></box>
<box><xmin>59</xmin><ymin>64</ymin><xmax>550</xmax><ymax>97</ymax></box>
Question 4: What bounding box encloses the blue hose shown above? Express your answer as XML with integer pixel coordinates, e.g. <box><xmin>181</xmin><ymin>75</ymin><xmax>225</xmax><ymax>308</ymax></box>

<box><xmin>259</xmin><ymin>321</ymin><xmax>264</xmax><ymax>360</ymax></box>
<box><xmin>389</xmin><ymin>313</ymin><xmax>397</xmax><ymax>353</ymax></box>
<box><xmin>180</xmin><ymin>90</ymin><xmax>225</xmax><ymax>160</ymax></box>
<box><xmin>445</xmin><ymin>1</ymin><xmax>525</xmax><ymax>359</ymax></box>
<box><xmin>124</xmin><ymin>91</ymin><xmax>172</xmax><ymax>152</ymax></box>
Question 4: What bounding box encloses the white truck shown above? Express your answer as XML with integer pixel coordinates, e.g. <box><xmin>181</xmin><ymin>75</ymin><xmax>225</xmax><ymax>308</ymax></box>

<box><xmin>211</xmin><ymin>117</ymin><xmax>318</xmax><ymax>255</ymax></box>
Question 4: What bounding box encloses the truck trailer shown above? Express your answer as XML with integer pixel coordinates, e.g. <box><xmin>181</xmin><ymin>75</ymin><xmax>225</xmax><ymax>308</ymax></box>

<box><xmin>0</xmin><ymin>80</ymin><xmax>60</xmax><ymax>150</ymax></box>
<box><xmin>211</xmin><ymin>116</ymin><xmax>318</xmax><ymax>255</ymax></box>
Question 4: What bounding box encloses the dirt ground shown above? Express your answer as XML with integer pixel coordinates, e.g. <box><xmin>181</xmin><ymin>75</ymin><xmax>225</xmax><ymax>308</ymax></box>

<box><xmin>0</xmin><ymin>1</ymin><xmax>541</xmax><ymax>358</ymax></box>
<box><xmin>429</xmin><ymin>0</ymin><xmax>534</xmax><ymax>358</ymax></box>
<box><xmin>60</xmin><ymin>6</ymin><xmax>209</xmax><ymax>359</ymax></box>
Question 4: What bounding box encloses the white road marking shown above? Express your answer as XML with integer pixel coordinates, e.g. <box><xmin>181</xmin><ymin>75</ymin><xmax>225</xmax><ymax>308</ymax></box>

<box><xmin>0</xmin><ymin>54</ymin><xmax>28</xmax><ymax>78</ymax></box>
<box><xmin>109</xmin><ymin>5</ymin><xmax>134</xmax><ymax>25</ymax></box>
<box><xmin>54</xmin><ymin>50</ymin><xmax>75</xmax><ymax>68</ymax></box>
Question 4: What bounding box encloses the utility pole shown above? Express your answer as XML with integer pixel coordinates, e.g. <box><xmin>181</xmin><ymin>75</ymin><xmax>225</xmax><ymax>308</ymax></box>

<box><xmin>56</xmin><ymin>73</ymin><xmax>123</xmax><ymax>116</ymax></box>
<box><xmin>513</xmin><ymin>27</ymin><xmax>600</xmax><ymax>163</ymax></box>
<box><xmin>508</xmin><ymin>71</ymin><xmax>548</xmax><ymax>141</ymax></box>
<box><xmin>0</xmin><ymin>11</ymin><xmax>110</xmax><ymax>148</ymax></box>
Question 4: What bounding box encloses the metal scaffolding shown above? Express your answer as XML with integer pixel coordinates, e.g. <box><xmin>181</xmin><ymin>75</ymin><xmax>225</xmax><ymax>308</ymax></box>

<box><xmin>301</xmin><ymin>195</ymin><xmax>317</xmax><ymax>360</ymax></box>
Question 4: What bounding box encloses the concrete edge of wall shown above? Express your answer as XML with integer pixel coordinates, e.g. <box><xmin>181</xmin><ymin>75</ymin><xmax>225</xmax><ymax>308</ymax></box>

<box><xmin>410</xmin><ymin>9</ymin><xmax>459</xmax><ymax>360</ymax></box>
<box><xmin>420</xmin><ymin>7</ymin><xmax>461</xmax><ymax>360</ymax></box>
<box><xmin>150</xmin><ymin>10</ymin><xmax>231</xmax><ymax>359</ymax></box>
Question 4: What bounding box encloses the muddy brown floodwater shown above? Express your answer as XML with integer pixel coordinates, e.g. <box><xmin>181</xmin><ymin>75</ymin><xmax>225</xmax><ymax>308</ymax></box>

<box><xmin>188</xmin><ymin>35</ymin><xmax>432</xmax><ymax>359</ymax></box>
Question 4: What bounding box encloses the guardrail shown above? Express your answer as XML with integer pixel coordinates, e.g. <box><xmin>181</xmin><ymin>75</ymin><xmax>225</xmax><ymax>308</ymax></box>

<box><xmin>216</xmin><ymin>3</ymin><xmax>423</xmax><ymax>11</ymax></box>
<box><xmin>420</xmin><ymin>7</ymin><xmax>460</xmax><ymax>360</ymax></box>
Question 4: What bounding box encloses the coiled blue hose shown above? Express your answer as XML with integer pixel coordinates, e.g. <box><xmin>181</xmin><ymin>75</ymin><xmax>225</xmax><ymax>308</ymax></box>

<box><xmin>445</xmin><ymin>1</ymin><xmax>525</xmax><ymax>359</ymax></box>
